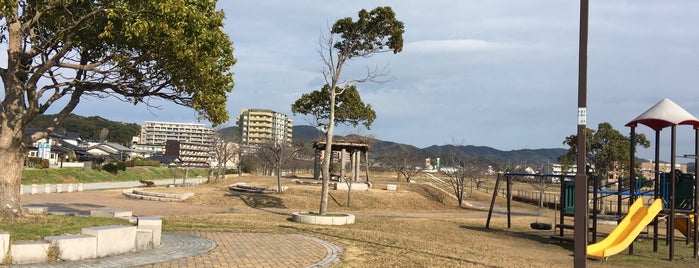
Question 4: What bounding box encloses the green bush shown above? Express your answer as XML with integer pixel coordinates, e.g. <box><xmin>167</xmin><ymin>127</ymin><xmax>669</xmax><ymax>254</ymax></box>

<box><xmin>25</xmin><ymin>157</ymin><xmax>45</xmax><ymax>168</ymax></box>
<box><xmin>92</xmin><ymin>164</ymin><xmax>102</xmax><ymax>171</ymax></box>
<box><xmin>116</xmin><ymin>161</ymin><xmax>126</xmax><ymax>171</ymax></box>
<box><xmin>102</xmin><ymin>163</ymin><xmax>119</xmax><ymax>174</ymax></box>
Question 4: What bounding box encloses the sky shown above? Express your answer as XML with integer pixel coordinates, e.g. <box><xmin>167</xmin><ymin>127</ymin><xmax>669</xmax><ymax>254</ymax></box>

<box><xmin>6</xmin><ymin>0</ymin><xmax>699</xmax><ymax>161</ymax></box>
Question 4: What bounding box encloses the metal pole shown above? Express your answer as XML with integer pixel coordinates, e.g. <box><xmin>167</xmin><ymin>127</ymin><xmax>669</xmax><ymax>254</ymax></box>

<box><xmin>670</xmin><ymin>125</ymin><xmax>676</xmax><ymax>260</ymax></box>
<box><xmin>694</xmin><ymin>129</ymin><xmax>698</xmax><ymax>259</ymax></box>
<box><xmin>629</xmin><ymin>127</ymin><xmax>636</xmax><ymax>254</ymax></box>
<box><xmin>574</xmin><ymin>0</ymin><xmax>589</xmax><ymax>266</ymax></box>
<box><xmin>653</xmin><ymin>130</ymin><xmax>660</xmax><ymax>252</ymax></box>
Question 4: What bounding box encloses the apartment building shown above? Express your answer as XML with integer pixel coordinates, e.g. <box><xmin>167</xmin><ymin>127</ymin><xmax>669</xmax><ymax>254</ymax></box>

<box><xmin>164</xmin><ymin>140</ymin><xmax>212</xmax><ymax>168</ymax></box>
<box><xmin>134</xmin><ymin>121</ymin><xmax>214</xmax><ymax>161</ymax></box>
<box><xmin>236</xmin><ymin>108</ymin><xmax>292</xmax><ymax>146</ymax></box>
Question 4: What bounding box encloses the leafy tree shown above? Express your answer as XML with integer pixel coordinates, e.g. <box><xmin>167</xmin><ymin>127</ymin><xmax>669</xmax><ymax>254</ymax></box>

<box><xmin>0</xmin><ymin>0</ymin><xmax>235</xmax><ymax>218</ymax></box>
<box><xmin>292</xmin><ymin>6</ymin><xmax>403</xmax><ymax>215</ymax></box>
<box><xmin>292</xmin><ymin>84</ymin><xmax>376</xmax><ymax>129</ymax></box>
<box><xmin>558</xmin><ymin>122</ymin><xmax>650</xmax><ymax>186</ymax></box>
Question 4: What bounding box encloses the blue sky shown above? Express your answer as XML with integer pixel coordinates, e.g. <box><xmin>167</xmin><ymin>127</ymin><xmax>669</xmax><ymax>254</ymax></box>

<box><xmin>9</xmin><ymin>1</ymin><xmax>699</xmax><ymax>160</ymax></box>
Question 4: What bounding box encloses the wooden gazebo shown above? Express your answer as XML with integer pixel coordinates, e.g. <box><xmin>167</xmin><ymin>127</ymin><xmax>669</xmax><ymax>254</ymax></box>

<box><xmin>312</xmin><ymin>139</ymin><xmax>371</xmax><ymax>183</ymax></box>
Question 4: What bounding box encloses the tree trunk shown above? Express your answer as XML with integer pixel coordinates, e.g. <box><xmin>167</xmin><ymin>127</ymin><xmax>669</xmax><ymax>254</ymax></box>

<box><xmin>319</xmin><ymin>89</ymin><xmax>337</xmax><ymax>215</ymax></box>
<box><xmin>0</xmin><ymin>134</ymin><xmax>25</xmax><ymax>218</ymax></box>
<box><xmin>277</xmin><ymin>163</ymin><xmax>282</xmax><ymax>193</ymax></box>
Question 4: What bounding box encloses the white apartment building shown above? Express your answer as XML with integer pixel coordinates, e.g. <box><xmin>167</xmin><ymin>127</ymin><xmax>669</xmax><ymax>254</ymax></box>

<box><xmin>134</xmin><ymin>121</ymin><xmax>214</xmax><ymax>157</ymax></box>
<box><xmin>138</xmin><ymin>121</ymin><xmax>214</xmax><ymax>145</ymax></box>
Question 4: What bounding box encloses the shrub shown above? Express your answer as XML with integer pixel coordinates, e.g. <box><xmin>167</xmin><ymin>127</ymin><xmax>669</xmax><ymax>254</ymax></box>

<box><xmin>25</xmin><ymin>157</ymin><xmax>44</xmax><ymax>168</ymax></box>
<box><xmin>102</xmin><ymin>163</ymin><xmax>119</xmax><ymax>174</ymax></box>
<box><xmin>116</xmin><ymin>161</ymin><xmax>127</xmax><ymax>171</ymax></box>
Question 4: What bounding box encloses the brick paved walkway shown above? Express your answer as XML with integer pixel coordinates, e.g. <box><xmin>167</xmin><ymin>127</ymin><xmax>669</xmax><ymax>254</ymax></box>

<box><xmin>139</xmin><ymin>232</ymin><xmax>341</xmax><ymax>268</ymax></box>
<box><xmin>17</xmin><ymin>182</ymin><xmax>343</xmax><ymax>268</ymax></box>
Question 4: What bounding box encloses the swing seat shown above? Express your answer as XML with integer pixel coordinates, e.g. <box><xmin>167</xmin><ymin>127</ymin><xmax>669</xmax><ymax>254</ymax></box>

<box><xmin>530</xmin><ymin>222</ymin><xmax>552</xmax><ymax>230</ymax></box>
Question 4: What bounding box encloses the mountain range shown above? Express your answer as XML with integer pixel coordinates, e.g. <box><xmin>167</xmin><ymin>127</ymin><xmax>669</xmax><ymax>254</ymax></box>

<box><xmin>285</xmin><ymin>125</ymin><xmax>566</xmax><ymax>166</ymax></box>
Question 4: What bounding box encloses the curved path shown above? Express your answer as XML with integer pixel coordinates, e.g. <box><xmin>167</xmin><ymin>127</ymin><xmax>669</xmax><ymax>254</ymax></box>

<box><xmin>12</xmin><ymin>232</ymin><xmax>341</xmax><ymax>268</ymax></box>
<box><xmin>17</xmin><ymin>181</ymin><xmax>343</xmax><ymax>268</ymax></box>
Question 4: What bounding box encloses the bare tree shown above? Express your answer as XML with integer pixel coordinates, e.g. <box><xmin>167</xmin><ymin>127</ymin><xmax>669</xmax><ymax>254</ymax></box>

<box><xmin>211</xmin><ymin>127</ymin><xmax>239</xmax><ymax>182</ymax></box>
<box><xmin>443</xmin><ymin>154</ymin><xmax>486</xmax><ymax>208</ymax></box>
<box><xmin>382</xmin><ymin>147</ymin><xmax>423</xmax><ymax>182</ymax></box>
<box><xmin>256</xmin><ymin>141</ymin><xmax>306</xmax><ymax>193</ymax></box>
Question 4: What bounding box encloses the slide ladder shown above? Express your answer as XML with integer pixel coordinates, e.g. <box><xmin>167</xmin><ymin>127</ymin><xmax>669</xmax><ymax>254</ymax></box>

<box><xmin>587</xmin><ymin>198</ymin><xmax>663</xmax><ymax>260</ymax></box>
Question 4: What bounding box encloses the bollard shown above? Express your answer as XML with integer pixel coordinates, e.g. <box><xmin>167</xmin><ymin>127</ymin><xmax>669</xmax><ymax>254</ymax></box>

<box><xmin>31</xmin><ymin>184</ymin><xmax>38</xmax><ymax>195</ymax></box>
<box><xmin>56</xmin><ymin>184</ymin><xmax>63</xmax><ymax>193</ymax></box>
<box><xmin>44</xmin><ymin>184</ymin><xmax>51</xmax><ymax>194</ymax></box>
<box><xmin>67</xmin><ymin>184</ymin><xmax>74</xmax><ymax>192</ymax></box>
<box><xmin>20</xmin><ymin>185</ymin><xmax>23</xmax><ymax>195</ymax></box>
<box><xmin>77</xmin><ymin>183</ymin><xmax>84</xmax><ymax>192</ymax></box>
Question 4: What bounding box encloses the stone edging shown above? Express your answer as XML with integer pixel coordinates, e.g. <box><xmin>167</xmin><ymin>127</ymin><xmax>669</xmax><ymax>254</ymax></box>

<box><xmin>292</xmin><ymin>234</ymin><xmax>343</xmax><ymax>268</ymax></box>
<box><xmin>291</xmin><ymin>212</ymin><xmax>356</xmax><ymax>225</ymax></box>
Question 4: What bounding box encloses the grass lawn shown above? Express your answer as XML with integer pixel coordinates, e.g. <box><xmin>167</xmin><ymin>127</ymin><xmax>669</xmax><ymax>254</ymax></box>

<box><xmin>21</xmin><ymin>167</ymin><xmax>209</xmax><ymax>184</ymax></box>
<box><xmin>10</xmin><ymin>172</ymin><xmax>699</xmax><ymax>267</ymax></box>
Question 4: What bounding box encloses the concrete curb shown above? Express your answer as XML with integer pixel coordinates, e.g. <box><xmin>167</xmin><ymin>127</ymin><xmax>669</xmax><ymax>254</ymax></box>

<box><xmin>9</xmin><ymin>233</ymin><xmax>215</xmax><ymax>268</ymax></box>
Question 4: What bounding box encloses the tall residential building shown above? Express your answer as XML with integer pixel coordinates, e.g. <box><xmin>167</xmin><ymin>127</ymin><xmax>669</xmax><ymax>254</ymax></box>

<box><xmin>236</xmin><ymin>108</ymin><xmax>292</xmax><ymax>146</ymax></box>
<box><xmin>135</xmin><ymin>121</ymin><xmax>214</xmax><ymax>157</ymax></box>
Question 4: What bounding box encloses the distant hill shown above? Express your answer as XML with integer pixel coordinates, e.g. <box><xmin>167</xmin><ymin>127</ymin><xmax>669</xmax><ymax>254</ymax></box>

<box><xmin>28</xmin><ymin>114</ymin><xmax>140</xmax><ymax>145</ymax></box>
<box><xmin>306</xmin><ymin>130</ymin><xmax>567</xmax><ymax>166</ymax></box>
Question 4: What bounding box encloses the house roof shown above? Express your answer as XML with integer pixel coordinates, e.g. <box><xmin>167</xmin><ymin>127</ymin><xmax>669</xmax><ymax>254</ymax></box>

<box><xmin>626</xmin><ymin>98</ymin><xmax>699</xmax><ymax>131</ymax></box>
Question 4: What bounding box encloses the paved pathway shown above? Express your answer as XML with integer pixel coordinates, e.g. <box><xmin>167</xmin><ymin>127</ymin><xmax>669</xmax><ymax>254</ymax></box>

<box><xmin>16</xmin><ymin>181</ymin><xmax>343</xmax><ymax>267</ymax></box>
<box><xmin>11</xmin><ymin>232</ymin><xmax>341</xmax><ymax>268</ymax></box>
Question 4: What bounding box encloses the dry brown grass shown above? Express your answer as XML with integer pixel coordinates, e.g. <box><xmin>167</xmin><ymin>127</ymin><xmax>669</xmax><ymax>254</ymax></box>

<box><xmin>158</xmin><ymin>175</ymin><xmax>697</xmax><ymax>267</ymax></box>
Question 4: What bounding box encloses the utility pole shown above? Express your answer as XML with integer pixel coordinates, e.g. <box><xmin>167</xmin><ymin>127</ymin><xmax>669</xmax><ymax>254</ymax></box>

<box><xmin>574</xmin><ymin>0</ymin><xmax>589</xmax><ymax>267</ymax></box>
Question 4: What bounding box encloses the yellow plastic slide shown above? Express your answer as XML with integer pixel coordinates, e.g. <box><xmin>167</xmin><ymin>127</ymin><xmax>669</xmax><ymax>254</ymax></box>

<box><xmin>587</xmin><ymin>198</ymin><xmax>663</xmax><ymax>260</ymax></box>
<box><xmin>675</xmin><ymin>214</ymin><xmax>695</xmax><ymax>238</ymax></box>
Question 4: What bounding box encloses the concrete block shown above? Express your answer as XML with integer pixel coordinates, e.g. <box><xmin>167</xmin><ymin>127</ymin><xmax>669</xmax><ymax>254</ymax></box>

<box><xmin>332</xmin><ymin>182</ymin><xmax>369</xmax><ymax>191</ymax></box>
<box><xmin>90</xmin><ymin>209</ymin><xmax>132</xmax><ymax>218</ymax></box>
<box><xmin>10</xmin><ymin>241</ymin><xmax>50</xmax><ymax>264</ymax></box>
<box><xmin>23</xmin><ymin>206</ymin><xmax>48</xmax><ymax>215</ymax></box>
<box><xmin>56</xmin><ymin>184</ymin><xmax>63</xmax><ymax>193</ymax></box>
<box><xmin>135</xmin><ymin>229</ymin><xmax>154</xmax><ymax>251</ymax></box>
<box><xmin>137</xmin><ymin>216</ymin><xmax>162</xmax><ymax>246</ymax></box>
<box><xmin>31</xmin><ymin>184</ymin><xmax>37</xmax><ymax>195</ymax></box>
<box><xmin>82</xmin><ymin>225</ymin><xmax>136</xmax><ymax>257</ymax></box>
<box><xmin>386</xmin><ymin>184</ymin><xmax>397</xmax><ymax>191</ymax></box>
<box><xmin>1</xmin><ymin>232</ymin><xmax>9</xmax><ymax>262</ymax></box>
<box><xmin>44</xmin><ymin>234</ymin><xmax>97</xmax><ymax>261</ymax></box>
<box><xmin>66</xmin><ymin>184</ymin><xmax>74</xmax><ymax>193</ymax></box>
<box><xmin>77</xmin><ymin>183</ymin><xmax>84</xmax><ymax>192</ymax></box>
<box><xmin>44</xmin><ymin>184</ymin><xmax>51</xmax><ymax>194</ymax></box>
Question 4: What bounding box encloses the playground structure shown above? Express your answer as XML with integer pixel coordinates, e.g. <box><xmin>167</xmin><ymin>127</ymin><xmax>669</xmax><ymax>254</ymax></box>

<box><xmin>486</xmin><ymin>98</ymin><xmax>699</xmax><ymax>261</ymax></box>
